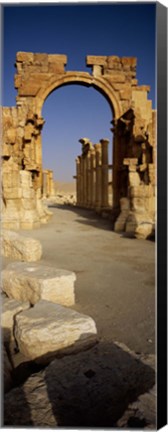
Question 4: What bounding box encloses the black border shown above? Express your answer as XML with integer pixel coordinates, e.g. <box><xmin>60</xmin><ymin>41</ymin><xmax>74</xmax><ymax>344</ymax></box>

<box><xmin>157</xmin><ymin>1</ymin><xmax>167</xmax><ymax>429</ymax></box>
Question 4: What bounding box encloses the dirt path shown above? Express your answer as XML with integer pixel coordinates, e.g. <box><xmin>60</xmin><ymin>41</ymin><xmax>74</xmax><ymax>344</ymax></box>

<box><xmin>3</xmin><ymin>204</ymin><xmax>155</xmax><ymax>355</ymax></box>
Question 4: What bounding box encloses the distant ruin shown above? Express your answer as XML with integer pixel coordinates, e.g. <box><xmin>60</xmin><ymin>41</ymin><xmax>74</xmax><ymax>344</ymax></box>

<box><xmin>2</xmin><ymin>52</ymin><xmax>156</xmax><ymax>237</ymax></box>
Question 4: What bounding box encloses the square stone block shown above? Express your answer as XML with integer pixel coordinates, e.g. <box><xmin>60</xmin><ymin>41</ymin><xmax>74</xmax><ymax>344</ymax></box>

<box><xmin>2</xmin><ymin>262</ymin><xmax>76</xmax><ymax>306</ymax></box>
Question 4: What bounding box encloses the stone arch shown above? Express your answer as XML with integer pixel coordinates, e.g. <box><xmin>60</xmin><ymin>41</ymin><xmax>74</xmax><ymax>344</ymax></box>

<box><xmin>2</xmin><ymin>52</ymin><xmax>156</xmax><ymax>236</ymax></box>
<box><xmin>35</xmin><ymin>73</ymin><xmax>122</xmax><ymax>120</ymax></box>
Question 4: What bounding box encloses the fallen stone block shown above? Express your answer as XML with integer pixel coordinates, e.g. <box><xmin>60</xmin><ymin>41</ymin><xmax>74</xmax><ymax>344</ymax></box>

<box><xmin>14</xmin><ymin>300</ymin><xmax>97</xmax><ymax>364</ymax></box>
<box><xmin>1</xmin><ymin>230</ymin><xmax>42</xmax><ymax>262</ymax></box>
<box><xmin>2</xmin><ymin>295</ymin><xmax>30</xmax><ymax>344</ymax></box>
<box><xmin>2</xmin><ymin>262</ymin><xmax>76</xmax><ymax>306</ymax></box>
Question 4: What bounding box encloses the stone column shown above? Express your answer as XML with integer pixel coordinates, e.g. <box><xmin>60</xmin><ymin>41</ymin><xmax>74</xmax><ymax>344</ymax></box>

<box><xmin>79</xmin><ymin>156</ymin><xmax>84</xmax><ymax>207</ymax></box>
<box><xmin>100</xmin><ymin>138</ymin><xmax>109</xmax><ymax>210</ymax></box>
<box><xmin>42</xmin><ymin>170</ymin><xmax>47</xmax><ymax>197</ymax></box>
<box><xmin>86</xmin><ymin>151</ymin><xmax>91</xmax><ymax>208</ymax></box>
<box><xmin>75</xmin><ymin>156</ymin><xmax>81</xmax><ymax>205</ymax></box>
<box><xmin>83</xmin><ymin>156</ymin><xmax>87</xmax><ymax>208</ymax></box>
<box><xmin>94</xmin><ymin>143</ymin><xmax>102</xmax><ymax>212</ymax></box>
<box><xmin>90</xmin><ymin>148</ymin><xmax>96</xmax><ymax>208</ymax></box>
<box><xmin>48</xmin><ymin>170</ymin><xmax>55</xmax><ymax>197</ymax></box>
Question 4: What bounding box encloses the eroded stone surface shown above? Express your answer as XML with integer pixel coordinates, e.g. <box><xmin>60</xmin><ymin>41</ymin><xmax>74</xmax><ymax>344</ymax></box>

<box><xmin>2</xmin><ymin>262</ymin><xmax>76</xmax><ymax>306</ymax></box>
<box><xmin>3</xmin><ymin>342</ymin><xmax>155</xmax><ymax>427</ymax></box>
<box><xmin>1</xmin><ymin>230</ymin><xmax>42</xmax><ymax>261</ymax></box>
<box><xmin>14</xmin><ymin>300</ymin><xmax>97</xmax><ymax>363</ymax></box>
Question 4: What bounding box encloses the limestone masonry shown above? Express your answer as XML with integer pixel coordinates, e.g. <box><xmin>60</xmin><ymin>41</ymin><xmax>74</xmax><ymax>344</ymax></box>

<box><xmin>1</xmin><ymin>52</ymin><xmax>156</xmax><ymax>238</ymax></box>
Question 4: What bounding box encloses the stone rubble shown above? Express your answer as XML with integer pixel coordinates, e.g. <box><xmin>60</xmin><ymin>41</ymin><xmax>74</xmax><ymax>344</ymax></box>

<box><xmin>2</xmin><ymin>262</ymin><xmax>76</xmax><ymax>306</ymax></box>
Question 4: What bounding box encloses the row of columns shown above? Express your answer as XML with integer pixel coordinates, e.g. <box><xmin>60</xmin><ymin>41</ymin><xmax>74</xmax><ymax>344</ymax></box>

<box><xmin>75</xmin><ymin>138</ymin><xmax>112</xmax><ymax>211</ymax></box>
<box><xmin>42</xmin><ymin>169</ymin><xmax>55</xmax><ymax>198</ymax></box>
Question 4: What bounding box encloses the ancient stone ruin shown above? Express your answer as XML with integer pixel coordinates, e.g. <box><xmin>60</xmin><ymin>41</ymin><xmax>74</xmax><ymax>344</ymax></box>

<box><xmin>1</xmin><ymin>52</ymin><xmax>156</xmax><ymax>238</ymax></box>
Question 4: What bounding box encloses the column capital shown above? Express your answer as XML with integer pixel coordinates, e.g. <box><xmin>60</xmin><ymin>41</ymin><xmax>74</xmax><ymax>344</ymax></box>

<box><xmin>94</xmin><ymin>143</ymin><xmax>101</xmax><ymax>151</ymax></box>
<box><xmin>100</xmin><ymin>138</ymin><xmax>109</xmax><ymax>145</ymax></box>
<box><xmin>79</xmin><ymin>137</ymin><xmax>91</xmax><ymax>145</ymax></box>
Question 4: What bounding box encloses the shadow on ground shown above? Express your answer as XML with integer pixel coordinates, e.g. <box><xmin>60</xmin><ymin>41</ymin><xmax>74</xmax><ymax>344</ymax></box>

<box><xmin>48</xmin><ymin>203</ymin><xmax>116</xmax><ymax>231</ymax></box>
<box><xmin>3</xmin><ymin>340</ymin><xmax>155</xmax><ymax>428</ymax></box>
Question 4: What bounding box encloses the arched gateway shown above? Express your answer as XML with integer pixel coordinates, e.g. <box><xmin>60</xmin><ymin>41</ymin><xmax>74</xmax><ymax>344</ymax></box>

<box><xmin>2</xmin><ymin>52</ymin><xmax>156</xmax><ymax>238</ymax></box>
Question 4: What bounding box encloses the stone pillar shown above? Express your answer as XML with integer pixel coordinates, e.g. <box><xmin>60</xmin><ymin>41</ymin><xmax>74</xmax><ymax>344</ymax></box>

<box><xmin>90</xmin><ymin>149</ymin><xmax>96</xmax><ymax>208</ymax></box>
<box><xmin>75</xmin><ymin>156</ymin><xmax>81</xmax><ymax>205</ymax></box>
<box><xmin>86</xmin><ymin>151</ymin><xmax>92</xmax><ymax>208</ymax></box>
<box><xmin>46</xmin><ymin>170</ymin><xmax>51</xmax><ymax>197</ymax></box>
<box><xmin>79</xmin><ymin>157</ymin><xmax>84</xmax><ymax>207</ymax></box>
<box><xmin>48</xmin><ymin>170</ymin><xmax>55</xmax><ymax>197</ymax></box>
<box><xmin>100</xmin><ymin>138</ymin><xmax>109</xmax><ymax>210</ymax></box>
<box><xmin>42</xmin><ymin>170</ymin><xmax>47</xmax><ymax>198</ymax></box>
<box><xmin>94</xmin><ymin>143</ymin><xmax>102</xmax><ymax>212</ymax></box>
<box><xmin>83</xmin><ymin>156</ymin><xmax>87</xmax><ymax>207</ymax></box>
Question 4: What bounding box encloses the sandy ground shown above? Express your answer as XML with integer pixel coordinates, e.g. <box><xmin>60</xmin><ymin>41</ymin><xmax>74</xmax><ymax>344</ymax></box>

<box><xmin>3</xmin><ymin>203</ymin><xmax>155</xmax><ymax>356</ymax></box>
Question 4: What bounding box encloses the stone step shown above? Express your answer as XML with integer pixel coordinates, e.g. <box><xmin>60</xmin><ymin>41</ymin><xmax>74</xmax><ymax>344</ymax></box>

<box><xmin>1</xmin><ymin>230</ymin><xmax>42</xmax><ymax>261</ymax></box>
<box><xmin>2</xmin><ymin>262</ymin><xmax>76</xmax><ymax>306</ymax></box>
<box><xmin>14</xmin><ymin>300</ymin><xmax>97</xmax><ymax>364</ymax></box>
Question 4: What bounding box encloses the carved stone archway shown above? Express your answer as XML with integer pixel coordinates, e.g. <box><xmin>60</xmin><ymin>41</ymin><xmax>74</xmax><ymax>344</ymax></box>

<box><xmin>2</xmin><ymin>52</ymin><xmax>156</xmax><ymax>237</ymax></box>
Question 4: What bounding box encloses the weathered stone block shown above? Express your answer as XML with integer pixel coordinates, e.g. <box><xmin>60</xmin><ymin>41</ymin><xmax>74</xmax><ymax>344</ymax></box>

<box><xmin>20</xmin><ymin>170</ymin><xmax>33</xmax><ymax>187</ymax></box>
<box><xmin>119</xmin><ymin>88</ymin><xmax>132</xmax><ymax>100</ymax></box>
<box><xmin>14</xmin><ymin>300</ymin><xmax>97</xmax><ymax>364</ymax></box>
<box><xmin>48</xmin><ymin>63</ymin><xmax>64</xmax><ymax>73</ymax></box>
<box><xmin>121</xmin><ymin>57</ymin><xmax>137</xmax><ymax>67</ymax></box>
<box><xmin>16</xmin><ymin>52</ymin><xmax>34</xmax><ymax>63</ymax></box>
<box><xmin>14</xmin><ymin>74</ymin><xmax>22</xmax><ymax>89</ymax></box>
<box><xmin>86</xmin><ymin>55</ymin><xmax>107</xmax><ymax>66</ymax></box>
<box><xmin>2</xmin><ymin>262</ymin><xmax>76</xmax><ymax>306</ymax></box>
<box><xmin>22</xmin><ymin>188</ymin><xmax>35</xmax><ymax>199</ymax></box>
<box><xmin>2</xmin><ymin>296</ymin><xmax>30</xmax><ymax>343</ymax></box>
<box><xmin>24</xmin><ymin>123</ymin><xmax>34</xmax><ymax>141</ymax></box>
<box><xmin>48</xmin><ymin>54</ymin><xmax>67</xmax><ymax>64</ymax></box>
<box><xmin>114</xmin><ymin>198</ymin><xmax>130</xmax><ymax>232</ymax></box>
<box><xmin>128</xmin><ymin>172</ymin><xmax>141</xmax><ymax>187</ymax></box>
<box><xmin>16</xmin><ymin>51</ymin><xmax>34</xmax><ymax>63</ymax></box>
<box><xmin>19</xmin><ymin>208</ymin><xmax>42</xmax><ymax>228</ymax></box>
<box><xmin>3</xmin><ymin>187</ymin><xmax>22</xmax><ymax>200</ymax></box>
<box><xmin>34</xmin><ymin>53</ymin><xmax>48</xmax><ymax>65</ymax></box>
<box><xmin>21</xmin><ymin>198</ymin><xmax>36</xmax><ymax>210</ymax></box>
<box><xmin>6</xmin><ymin>127</ymin><xmax>16</xmax><ymax>144</ymax></box>
<box><xmin>104</xmin><ymin>72</ymin><xmax>126</xmax><ymax>83</ymax></box>
<box><xmin>18</xmin><ymin>80</ymin><xmax>40</xmax><ymax>97</ymax></box>
<box><xmin>2</xmin><ymin>143</ymin><xmax>10</xmax><ymax>157</ymax></box>
<box><xmin>1</xmin><ymin>231</ymin><xmax>42</xmax><ymax>262</ymax></box>
<box><xmin>2</xmin><ymin>171</ymin><xmax>20</xmax><ymax>188</ymax></box>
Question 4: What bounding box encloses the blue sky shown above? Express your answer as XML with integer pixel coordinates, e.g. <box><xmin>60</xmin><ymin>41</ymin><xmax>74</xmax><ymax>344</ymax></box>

<box><xmin>2</xmin><ymin>3</ymin><xmax>156</xmax><ymax>182</ymax></box>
